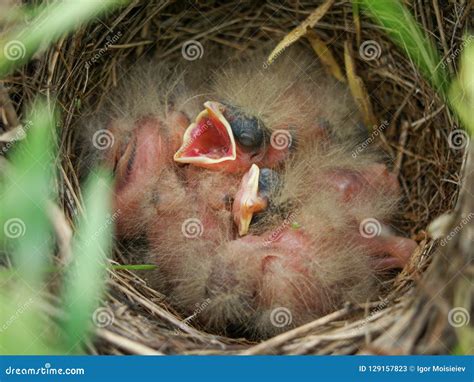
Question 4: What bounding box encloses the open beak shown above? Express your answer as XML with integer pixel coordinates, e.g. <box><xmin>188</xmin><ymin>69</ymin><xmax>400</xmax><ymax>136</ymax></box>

<box><xmin>173</xmin><ymin>101</ymin><xmax>236</xmax><ymax>165</ymax></box>
<box><xmin>233</xmin><ymin>164</ymin><xmax>268</xmax><ymax>236</ymax></box>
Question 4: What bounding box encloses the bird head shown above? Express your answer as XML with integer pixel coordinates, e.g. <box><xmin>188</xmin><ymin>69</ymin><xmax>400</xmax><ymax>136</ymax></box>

<box><xmin>232</xmin><ymin>164</ymin><xmax>283</xmax><ymax>236</ymax></box>
<box><xmin>173</xmin><ymin>101</ymin><xmax>290</xmax><ymax>173</ymax></box>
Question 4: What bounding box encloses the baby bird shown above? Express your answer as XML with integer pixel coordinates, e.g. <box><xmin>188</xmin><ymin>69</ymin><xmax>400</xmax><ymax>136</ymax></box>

<box><xmin>81</xmin><ymin>46</ymin><xmax>416</xmax><ymax>339</ymax></box>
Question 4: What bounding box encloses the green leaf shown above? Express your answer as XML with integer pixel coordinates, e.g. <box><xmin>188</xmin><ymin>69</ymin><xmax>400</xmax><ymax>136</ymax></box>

<box><xmin>111</xmin><ymin>264</ymin><xmax>157</xmax><ymax>271</ymax></box>
<box><xmin>0</xmin><ymin>101</ymin><xmax>59</xmax><ymax>354</ymax></box>
<box><xmin>449</xmin><ymin>37</ymin><xmax>474</xmax><ymax>136</ymax></box>
<box><xmin>0</xmin><ymin>100</ymin><xmax>56</xmax><ymax>286</ymax></box>
<box><xmin>356</xmin><ymin>0</ymin><xmax>449</xmax><ymax>96</ymax></box>
<box><xmin>60</xmin><ymin>169</ymin><xmax>114</xmax><ymax>352</ymax></box>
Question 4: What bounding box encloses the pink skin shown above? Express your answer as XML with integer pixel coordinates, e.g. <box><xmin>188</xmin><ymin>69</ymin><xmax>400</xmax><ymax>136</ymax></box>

<box><xmin>322</xmin><ymin>164</ymin><xmax>400</xmax><ymax>202</ymax></box>
<box><xmin>107</xmin><ymin>113</ymin><xmax>189</xmax><ymax>238</ymax></box>
<box><xmin>207</xmin><ymin>143</ymin><xmax>290</xmax><ymax>173</ymax></box>
<box><xmin>321</xmin><ymin>165</ymin><xmax>416</xmax><ymax>269</ymax></box>
<box><xmin>217</xmin><ymin>229</ymin><xmax>321</xmax><ymax>310</ymax></box>
<box><xmin>229</xmin><ymin>162</ymin><xmax>415</xmax><ymax>278</ymax></box>
<box><xmin>188</xmin><ymin>128</ymin><xmax>294</xmax><ymax>174</ymax></box>
<box><xmin>186</xmin><ymin>145</ymin><xmax>268</xmax><ymax>174</ymax></box>
<box><xmin>106</xmin><ymin>114</ymin><xmax>416</xmax><ymax>330</ymax></box>
<box><xmin>111</xmin><ymin>118</ymin><xmax>415</xmax><ymax>265</ymax></box>
<box><xmin>110</xmin><ymin>118</ymin><xmax>168</xmax><ymax>238</ymax></box>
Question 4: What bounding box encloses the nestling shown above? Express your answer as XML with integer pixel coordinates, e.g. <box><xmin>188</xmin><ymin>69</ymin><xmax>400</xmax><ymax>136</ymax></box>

<box><xmin>80</xmin><ymin>46</ymin><xmax>417</xmax><ymax>339</ymax></box>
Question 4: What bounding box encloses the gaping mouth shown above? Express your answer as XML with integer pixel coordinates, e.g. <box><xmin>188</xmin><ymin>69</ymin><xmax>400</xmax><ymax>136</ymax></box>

<box><xmin>173</xmin><ymin>101</ymin><xmax>236</xmax><ymax>165</ymax></box>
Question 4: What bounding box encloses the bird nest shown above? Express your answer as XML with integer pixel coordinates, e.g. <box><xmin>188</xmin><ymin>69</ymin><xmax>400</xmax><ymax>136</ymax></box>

<box><xmin>2</xmin><ymin>0</ymin><xmax>471</xmax><ymax>354</ymax></box>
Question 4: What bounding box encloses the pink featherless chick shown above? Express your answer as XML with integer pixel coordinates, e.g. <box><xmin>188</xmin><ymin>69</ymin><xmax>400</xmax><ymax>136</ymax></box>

<box><xmin>83</xmin><ymin>45</ymin><xmax>417</xmax><ymax>338</ymax></box>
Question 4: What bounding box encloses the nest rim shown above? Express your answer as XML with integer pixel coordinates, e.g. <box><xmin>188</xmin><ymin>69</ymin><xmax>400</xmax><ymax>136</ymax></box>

<box><xmin>3</xmin><ymin>0</ymin><xmax>470</xmax><ymax>355</ymax></box>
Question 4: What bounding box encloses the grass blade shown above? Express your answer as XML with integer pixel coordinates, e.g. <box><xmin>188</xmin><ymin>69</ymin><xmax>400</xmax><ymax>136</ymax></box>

<box><xmin>356</xmin><ymin>0</ymin><xmax>449</xmax><ymax>95</ymax></box>
<box><xmin>0</xmin><ymin>101</ymin><xmax>59</xmax><ymax>354</ymax></box>
<box><xmin>60</xmin><ymin>169</ymin><xmax>114</xmax><ymax>352</ymax></box>
<box><xmin>0</xmin><ymin>101</ymin><xmax>56</xmax><ymax>286</ymax></box>
<box><xmin>449</xmin><ymin>38</ymin><xmax>474</xmax><ymax>136</ymax></box>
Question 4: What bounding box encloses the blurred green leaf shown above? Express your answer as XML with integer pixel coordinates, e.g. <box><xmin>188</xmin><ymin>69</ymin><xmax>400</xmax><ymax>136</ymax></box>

<box><xmin>60</xmin><ymin>169</ymin><xmax>113</xmax><ymax>352</ymax></box>
<box><xmin>356</xmin><ymin>0</ymin><xmax>449</xmax><ymax>95</ymax></box>
<box><xmin>0</xmin><ymin>0</ymin><xmax>128</xmax><ymax>77</ymax></box>
<box><xmin>0</xmin><ymin>284</ymin><xmax>60</xmax><ymax>354</ymax></box>
<box><xmin>0</xmin><ymin>0</ymin><xmax>126</xmax><ymax>355</ymax></box>
<box><xmin>0</xmin><ymin>101</ymin><xmax>59</xmax><ymax>354</ymax></box>
<box><xmin>0</xmin><ymin>100</ymin><xmax>56</xmax><ymax>286</ymax></box>
<box><xmin>449</xmin><ymin>37</ymin><xmax>474</xmax><ymax>136</ymax></box>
